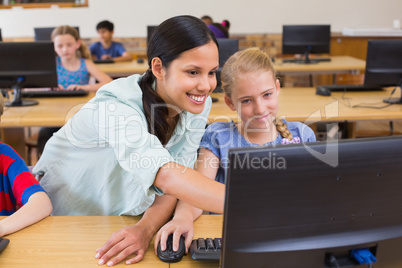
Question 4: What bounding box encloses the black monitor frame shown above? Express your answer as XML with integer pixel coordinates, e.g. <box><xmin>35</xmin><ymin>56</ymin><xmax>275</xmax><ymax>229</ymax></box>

<box><xmin>222</xmin><ymin>136</ymin><xmax>402</xmax><ymax>267</ymax></box>
<box><xmin>147</xmin><ymin>25</ymin><xmax>158</xmax><ymax>47</ymax></box>
<box><xmin>0</xmin><ymin>28</ymin><xmax>2</xmax><ymax>42</ymax></box>
<box><xmin>0</xmin><ymin>42</ymin><xmax>58</xmax><ymax>107</ymax></box>
<box><xmin>34</xmin><ymin>26</ymin><xmax>80</xmax><ymax>41</ymax></box>
<box><xmin>282</xmin><ymin>25</ymin><xmax>331</xmax><ymax>64</ymax></box>
<box><xmin>363</xmin><ymin>40</ymin><xmax>402</xmax><ymax>104</ymax></box>
<box><xmin>214</xmin><ymin>38</ymin><xmax>239</xmax><ymax>93</ymax></box>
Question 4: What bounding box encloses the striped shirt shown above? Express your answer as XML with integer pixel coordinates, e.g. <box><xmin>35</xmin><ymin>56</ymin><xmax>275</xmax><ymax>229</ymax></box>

<box><xmin>0</xmin><ymin>143</ymin><xmax>45</xmax><ymax>215</ymax></box>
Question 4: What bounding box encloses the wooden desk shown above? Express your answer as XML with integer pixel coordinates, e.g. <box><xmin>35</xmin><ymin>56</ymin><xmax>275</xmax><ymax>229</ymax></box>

<box><xmin>95</xmin><ymin>56</ymin><xmax>364</xmax><ymax>79</ymax></box>
<box><xmin>1</xmin><ymin>93</ymin><xmax>95</xmax><ymax>127</ymax></box>
<box><xmin>96</xmin><ymin>60</ymin><xmax>148</xmax><ymax>78</ymax></box>
<box><xmin>209</xmin><ymin>87</ymin><xmax>402</xmax><ymax>123</ymax></box>
<box><xmin>274</xmin><ymin>56</ymin><xmax>366</xmax><ymax>75</ymax></box>
<box><xmin>2</xmin><ymin>88</ymin><xmax>402</xmax><ymax>128</ymax></box>
<box><xmin>0</xmin><ymin>215</ymin><xmax>222</xmax><ymax>267</ymax></box>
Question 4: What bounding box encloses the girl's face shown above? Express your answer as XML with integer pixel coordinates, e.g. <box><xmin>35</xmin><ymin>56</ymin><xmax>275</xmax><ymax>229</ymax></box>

<box><xmin>225</xmin><ymin>70</ymin><xmax>280</xmax><ymax>130</ymax></box>
<box><xmin>154</xmin><ymin>41</ymin><xmax>219</xmax><ymax>116</ymax></box>
<box><xmin>53</xmin><ymin>34</ymin><xmax>81</xmax><ymax>60</ymax></box>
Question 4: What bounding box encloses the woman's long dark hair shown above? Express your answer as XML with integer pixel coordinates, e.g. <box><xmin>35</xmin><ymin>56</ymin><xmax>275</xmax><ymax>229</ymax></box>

<box><xmin>139</xmin><ymin>15</ymin><xmax>218</xmax><ymax>145</ymax></box>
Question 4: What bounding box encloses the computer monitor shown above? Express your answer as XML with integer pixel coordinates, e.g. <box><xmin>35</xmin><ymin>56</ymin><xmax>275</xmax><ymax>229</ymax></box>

<box><xmin>363</xmin><ymin>40</ymin><xmax>402</xmax><ymax>104</ymax></box>
<box><xmin>222</xmin><ymin>136</ymin><xmax>402</xmax><ymax>267</ymax></box>
<box><xmin>282</xmin><ymin>25</ymin><xmax>331</xmax><ymax>64</ymax></box>
<box><xmin>214</xmin><ymin>38</ymin><xmax>239</xmax><ymax>93</ymax></box>
<box><xmin>0</xmin><ymin>42</ymin><xmax>58</xmax><ymax>107</ymax></box>
<box><xmin>147</xmin><ymin>25</ymin><xmax>158</xmax><ymax>47</ymax></box>
<box><xmin>34</xmin><ymin>26</ymin><xmax>80</xmax><ymax>41</ymax></box>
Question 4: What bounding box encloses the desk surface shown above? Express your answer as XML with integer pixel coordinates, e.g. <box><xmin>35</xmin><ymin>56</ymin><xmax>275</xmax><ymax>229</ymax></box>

<box><xmin>95</xmin><ymin>56</ymin><xmax>365</xmax><ymax>77</ymax></box>
<box><xmin>97</xmin><ymin>60</ymin><xmax>148</xmax><ymax>77</ymax></box>
<box><xmin>274</xmin><ymin>55</ymin><xmax>366</xmax><ymax>74</ymax></box>
<box><xmin>0</xmin><ymin>215</ymin><xmax>222</xmax><ymax>267</ymax></box>
<box><xmin>2</xmin><ymin>87</ymin><xmax>402</xmax><ymax>128</ymax></box>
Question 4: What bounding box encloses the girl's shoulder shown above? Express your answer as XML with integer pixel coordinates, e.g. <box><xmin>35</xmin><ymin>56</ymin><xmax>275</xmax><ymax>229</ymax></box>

<box><xmin>206</xmin><ymin>121</ymin><xmax>235</xmax><ymax>132</ymax></box>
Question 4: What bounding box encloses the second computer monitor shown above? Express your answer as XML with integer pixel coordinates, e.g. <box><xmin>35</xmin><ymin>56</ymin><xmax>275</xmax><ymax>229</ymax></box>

<box><xmin>34</xmin><ymin>26</ymin><xmax>80</xmax><ymax>41</ymax></box>
<box><xmin>214</xmin><ymin>38</ymin><xmax>239</xmax><ymax>93</ymax></box>
<box><xmin>147</xmin><ymin>25</ymin><xmax>158</xmax><ymax>47</ymax></box>
<box><xmin>0</xmin><ymin>42</ymin><xmax>58</xmax><ymax>106</ymax></box>
<box><xmin>282</xmin><ymin>24</ymin><xmax>330</xmax><ymax>63</ymax></box>
<box><xmin>364</xmin><ymin>40</ymin><xmax>402</xmax><ymax>104</ymax></box>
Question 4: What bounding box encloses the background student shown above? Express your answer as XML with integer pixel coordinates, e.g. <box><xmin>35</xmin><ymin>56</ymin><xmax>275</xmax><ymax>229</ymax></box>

<box><xmin>33</xmin><ymin>15</ymin><xmax>225</xmax><ymax>266</ymax></box>
<box><xmin>52</xmin><ymin>25</ymin><xmax>113</xmax><ymax>91</ymax></box>
<box><xmin>90</xmin><ymin>20</ymin><xmax>133</xmax><ymax>62</ymax></box>
<box><xmin>154</xmin><ymin>47</ymin><xmax>317</xmax><ymax>253</ymax></box>
<box><xmin>0</xmin><ymin>94</ymin><xmax>52</xmax><ymax>237</ymax></box>
<box><xmin>37</xmin><ymin>25</ymin><xmax>113</xmax><ymax>156</ymax></box>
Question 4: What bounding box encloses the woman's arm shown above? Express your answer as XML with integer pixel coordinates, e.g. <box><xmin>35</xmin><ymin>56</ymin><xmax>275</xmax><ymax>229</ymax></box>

<box><xmin>95</xmin><ymin>194</ymin><xmax>177</xmax><ymax>266</ymax></box>
<box><xmin>154</xmin><ymin>148</ymin><xmax>221</xmax><ymax>252</ymax></box>
<box><xmin>0</xmin><ymin>191</ymin><xmax>52</xmax><ymax>237</ymax></box>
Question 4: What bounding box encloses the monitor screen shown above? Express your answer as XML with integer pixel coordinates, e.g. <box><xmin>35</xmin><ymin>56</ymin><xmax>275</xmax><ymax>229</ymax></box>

<box><xmin>34</xmin><ymin>26</ymin><xmax>80</xmax><ymax>41</ymax></box>
<box><xmin>364</xmin><ymin>40</ymin><xmax>402</xmax><ymax>104</ymax></box>
<box><xmin>214</xmin><ymin>38</ymin><xmax>239</xmax><ymax>93</ymax></box>
<box><xmin>282</xmin><ymin>25</ymin><xmax>331</xmax><ymax>64</ymax></box>
<box><xmin>147</xmin><ymin>25</ymin><xmax>158</xmax><ymax>47</ymax></box>
<box><xmin>0</xmin><ymin>42</ymin><xmax>58</xmax><ymax>106</ymax></box>
<box><xmin>222</xmin><ymin>136</ymin><xmax>402</xmax><ymax>268</ymax></box>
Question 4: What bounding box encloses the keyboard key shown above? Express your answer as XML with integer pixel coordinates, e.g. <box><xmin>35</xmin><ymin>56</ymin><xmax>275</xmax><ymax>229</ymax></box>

<box><xmin>197</xmin><ymin>238</ymin><xmax>206</xmax><ymax>250</ymax></box>
<box><xmin>206</xmin><ymin>238</ymin><xmax>214</xmax><ymax>249</ymax></box>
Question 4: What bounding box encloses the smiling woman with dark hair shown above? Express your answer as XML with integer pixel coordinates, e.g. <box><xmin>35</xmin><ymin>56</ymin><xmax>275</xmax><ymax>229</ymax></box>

<box><xmin>33</xmin><ymin>15</ymin><xmax>225</xmax><ymax>266</ymax></box>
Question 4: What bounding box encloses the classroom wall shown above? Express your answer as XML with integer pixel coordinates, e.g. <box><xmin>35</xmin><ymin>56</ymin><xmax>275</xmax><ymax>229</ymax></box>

<box><xmin>0</xmin><ymin>0</ymin><xmax>401</xmax><ymax>39</ymax></box>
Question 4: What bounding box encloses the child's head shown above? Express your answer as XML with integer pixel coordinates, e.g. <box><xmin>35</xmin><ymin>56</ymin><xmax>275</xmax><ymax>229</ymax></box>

<box><xmin>51</xmin><ymin>25</ymin><xmax>91</xmax><ymax>59</ymax></box>
<box><xmin>221</xmin><ymin>20</ymin><xmax>231</xmax><ymax>30</ymax></box>
<box><xmin>201</xmin><ymin>15</ymin><xmax>213</xmax><ymax>25</ymax></box>
<box><xmin>221</xmin><ymin>47</ymin><xmax>292</xmax><ymax>140</ymax></box>
<box><xmin>96</xmin><ymin>20</ymin><xmax>114</xmax><ymax>44</ymax></box>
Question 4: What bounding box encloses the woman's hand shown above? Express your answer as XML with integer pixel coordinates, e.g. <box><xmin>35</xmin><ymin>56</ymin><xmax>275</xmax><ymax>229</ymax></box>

<box><xmin>95</xmin><ymin>222</ymin><xmax>153</xmax><ymax>266</ymax></box>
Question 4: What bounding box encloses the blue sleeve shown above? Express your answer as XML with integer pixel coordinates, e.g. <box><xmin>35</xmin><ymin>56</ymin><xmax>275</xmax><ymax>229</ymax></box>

<box><xmin>199</xmin><ymin>123</ymin><xmax>221</xmax><ymax>159</ymax></box>
<box><xmin>89</xmin><ymin>42</ymin><xmax>97</xmax><ymax>55</ymax></box>
<box><xmin>301</xmin><ymin>124</ymin><xmax>317</xmax><ymax>142</ymax></box>
<box><xmin>115</xmin><ymin>43</ymin><xmax>126</xmax><ymax>56</ymax></box>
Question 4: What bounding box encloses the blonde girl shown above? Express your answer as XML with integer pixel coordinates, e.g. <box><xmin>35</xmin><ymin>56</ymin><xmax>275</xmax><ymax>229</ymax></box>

<box><xmin>51</xmin><ymin>25</ymin><xmax>112</xmax><ymax>91</ymax></box>
<box><xmin>155</xmin><ymin>47</ymin><xmax>316</xmax><ymax>253</ymax></box>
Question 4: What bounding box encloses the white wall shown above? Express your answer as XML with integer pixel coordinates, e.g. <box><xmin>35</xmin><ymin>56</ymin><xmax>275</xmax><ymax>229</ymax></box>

<box><xmin>0</xmin><ymin>0</ymin><xmax>401</xmax><ymax>38</ymax></box>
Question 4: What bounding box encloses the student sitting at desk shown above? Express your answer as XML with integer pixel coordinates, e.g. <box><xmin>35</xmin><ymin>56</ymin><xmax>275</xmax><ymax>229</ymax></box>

<box><xmin>154</xmin><ymin>48</ymin><xmax>317</xmax><ymax>253</ymax></box>
<box><xmin>33</xmin><ymin>15</ymin><xmax>225</xmax><ymax>266</ymax></box>
<box><xmin>36</xmin><ymin>25</ymin><xmax>113</xmax><ymax>156</ymax></box>
<box><xmin>52</xmin><ymin>25</ymin><xmax>113</xmax><ymax>91</ymax></box>
<box><xmin>0</xmin><ymin>94</ymin><xmax>52</xmax><ymax>237</ymax></box>
<box><xmin>90</xmin><ymin>20</ymin><xmax>133</xmax><ymax>62</ymax></box>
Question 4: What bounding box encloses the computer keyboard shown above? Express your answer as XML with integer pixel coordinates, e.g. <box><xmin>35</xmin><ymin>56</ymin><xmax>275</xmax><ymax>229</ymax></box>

<box><xmin>21</xmin><ymin>89</ymin><xmax>89</xmax><ymax>98</ymax></box>
<box><xmin>0</xmin><ymin>237</ymin><xmax>10</xmax><ymax>253</ymax></box>
<box><xmin>93</xmin><ymin>59</ymin><xmax>114</xmax><ymax>64</ymax></box>
<box><xmin>317</xmin><ymin>84</ymin><xmax>383</xmax><ymax>92</ymax></box>
<box><xmin>190</xmin><ymin>237</ymin><xmax>221</xmax><ymax>261</ymax></box>
<box><xmin>282</xmin><ymin>58</ymin><xmax>331</xmax><ymax>63</ymax></box>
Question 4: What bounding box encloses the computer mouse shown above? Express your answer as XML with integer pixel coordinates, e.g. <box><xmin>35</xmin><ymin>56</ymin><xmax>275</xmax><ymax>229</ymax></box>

<box><xmin>157</xmin><ymin>234</ymin><xmax>185</xmax><ymax>263</ymax></box>
<box><xmin>0</xmin><ymin>237</ymin><xmax>10</xmax><ymax>253</ymax></box>
<box><xmin>137</xmin><ymin>58</ymin><xmax>144</xmax><ymax>64</ymax></box>
<box><xmin>315</xmin><ymin>85</ymin><xmax>331</xmax><ymax>96</ymax></box>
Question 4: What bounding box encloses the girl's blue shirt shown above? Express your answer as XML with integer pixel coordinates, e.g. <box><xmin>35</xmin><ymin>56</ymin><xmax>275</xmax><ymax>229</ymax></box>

<box><xmin>199</xmin><ymin>120</ymin><xmax>317</xmax><ymax>184</ymax></box>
